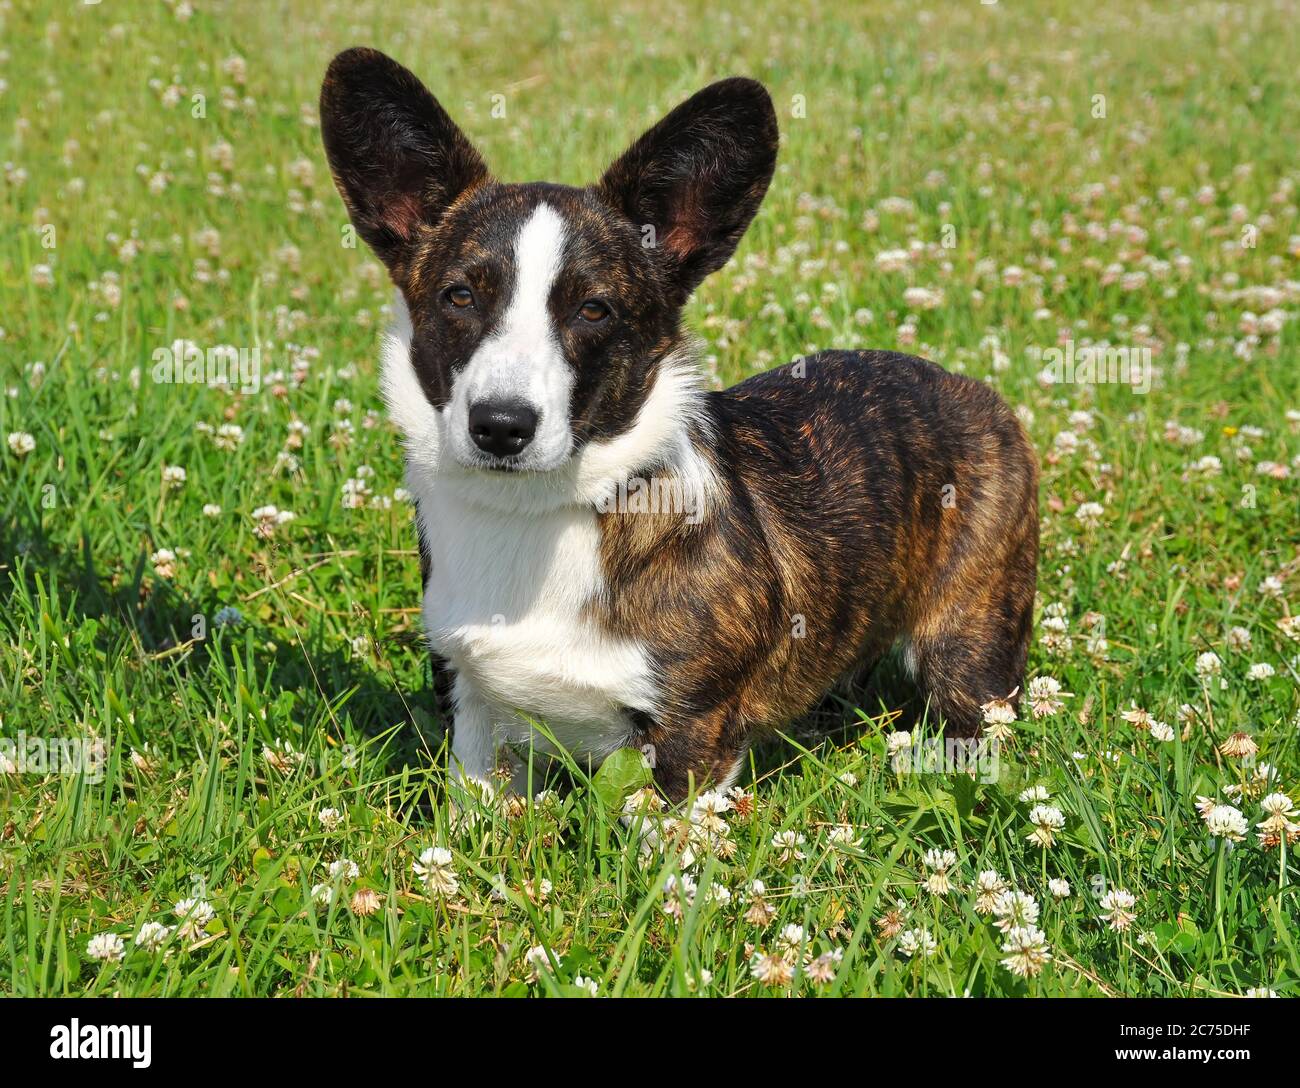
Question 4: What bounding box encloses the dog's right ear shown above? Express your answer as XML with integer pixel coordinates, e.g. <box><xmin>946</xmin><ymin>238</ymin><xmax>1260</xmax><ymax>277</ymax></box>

<box><xmin>320</xmin><ymin>48</ymin><xmax>489</xmax><ymax>281</ymax></box>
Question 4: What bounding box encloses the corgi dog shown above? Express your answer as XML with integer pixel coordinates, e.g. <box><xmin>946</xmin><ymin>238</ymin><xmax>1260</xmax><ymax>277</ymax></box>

<box><xmin>320</xmin><ymin>48</ymin><xmax>1039</xmax><ymax>800</ymax></box>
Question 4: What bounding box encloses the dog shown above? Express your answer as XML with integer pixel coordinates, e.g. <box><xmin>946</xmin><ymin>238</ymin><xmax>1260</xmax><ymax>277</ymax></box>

<box><xmin>319</xmin><ymin>48</ymin><xmax>1039</xmax><ymax>801</ymax></box>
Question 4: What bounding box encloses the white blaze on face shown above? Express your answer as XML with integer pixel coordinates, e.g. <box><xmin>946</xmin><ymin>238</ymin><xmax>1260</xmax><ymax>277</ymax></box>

<box><xmin>447</xmin><ymin>202</ymin><xmax>574</xmax><ymax>470</ymax></box>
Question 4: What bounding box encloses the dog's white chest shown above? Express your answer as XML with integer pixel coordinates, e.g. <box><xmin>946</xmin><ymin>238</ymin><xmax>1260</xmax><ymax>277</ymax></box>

<box><xmin>417</xmin><ymin>491</ymin><xmax>655</xmax><ymax>757</ymax></box>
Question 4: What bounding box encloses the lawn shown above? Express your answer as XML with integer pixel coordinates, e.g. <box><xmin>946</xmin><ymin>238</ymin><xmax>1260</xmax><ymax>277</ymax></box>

<box><xmin>1</xmin><ymin>0</ymin><xmax>1298</xmax><ymax>997</ymax></box>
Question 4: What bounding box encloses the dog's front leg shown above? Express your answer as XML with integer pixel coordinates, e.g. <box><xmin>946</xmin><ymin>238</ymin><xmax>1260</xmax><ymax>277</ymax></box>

<box><xmin>448</xmin><ymin>675</ymin><xmax>499</xmax><ymax>799</ymax></box>
<box><xmin>642</xmin><ymin>706</ymin><xmax>749</xmax><ymax>803</ymax></box>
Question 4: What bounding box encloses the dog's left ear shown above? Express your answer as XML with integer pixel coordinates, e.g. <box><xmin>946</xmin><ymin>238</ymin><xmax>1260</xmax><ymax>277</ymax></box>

<box><xmin>595</xmin><ymin>78</ymin><xmax>778</xmax><ymax>302</ymax></box>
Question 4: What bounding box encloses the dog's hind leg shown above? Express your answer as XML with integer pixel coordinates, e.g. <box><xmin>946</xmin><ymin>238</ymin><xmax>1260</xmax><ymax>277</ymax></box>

<box><xmin>908</xmin><ymin>539</ymin><xmax>1036</xmax><ymax>738</ymax></box>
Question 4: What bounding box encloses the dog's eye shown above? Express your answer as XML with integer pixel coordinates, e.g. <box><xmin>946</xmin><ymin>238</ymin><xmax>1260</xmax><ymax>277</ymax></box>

<box><xmin>577</xmin><ymin>299</ymin><xmax>610</xmax><ymax>323</ymax></box>
<box><xmin>445</xmin><ymin>286</ymin><xmax>475</xmax><ymax>309</ymax></box>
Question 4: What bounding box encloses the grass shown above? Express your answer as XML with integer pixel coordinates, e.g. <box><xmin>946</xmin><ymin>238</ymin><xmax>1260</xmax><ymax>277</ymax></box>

<box><xmin>1</xmin><ymin>0</ymin><xmax>1298</xmax><ymax>997</ymax></box>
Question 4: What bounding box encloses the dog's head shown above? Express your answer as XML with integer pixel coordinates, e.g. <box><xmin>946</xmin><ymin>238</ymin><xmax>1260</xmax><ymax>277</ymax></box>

<box><xmin>320</xmin><ymin>48</ymin><xmax>777</xmax><ymax>475</ymax></box>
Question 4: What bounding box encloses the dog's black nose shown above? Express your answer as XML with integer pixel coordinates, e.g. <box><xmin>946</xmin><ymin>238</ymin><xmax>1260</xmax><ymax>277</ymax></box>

<box><xmin>468</xmin><ymin>401</ymin><xmax>538</xmax><ymax>458</ymax></box>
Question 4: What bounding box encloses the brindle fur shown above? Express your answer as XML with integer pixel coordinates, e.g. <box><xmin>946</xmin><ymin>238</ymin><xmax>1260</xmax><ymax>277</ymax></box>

<box><xmin>598</xmin><ymin>352</ymin><xmax>1037</xmax><ymax>796</ymax></box>
<box><xmin>320</xmin><ymin>48</ymin><xmax>1040</xmax><ymax>801</ymax></box>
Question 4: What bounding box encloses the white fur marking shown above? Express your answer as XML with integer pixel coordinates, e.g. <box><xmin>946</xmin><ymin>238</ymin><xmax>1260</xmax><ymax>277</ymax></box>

<box><xmin>446</xmin><ymin>204</ymin><xmax>574</xmax><ymax>471</ymax></box>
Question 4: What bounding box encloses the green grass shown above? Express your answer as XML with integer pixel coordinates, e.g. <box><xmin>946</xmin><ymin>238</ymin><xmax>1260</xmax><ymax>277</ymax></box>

<box><xmin>2</xmin><ymin>0</ymin><xmax>1299</xmax><ymax>996</ymax></box>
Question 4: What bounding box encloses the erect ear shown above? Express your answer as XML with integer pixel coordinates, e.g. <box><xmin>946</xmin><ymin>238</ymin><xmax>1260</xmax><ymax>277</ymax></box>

<box><xmin>320</xmin><ymin>47</ymin><xmax>489</xmax><ymax>280</ymax></box>
<box><xmin>595</xmin><ymin>78</ymin><xmax>778</xmax><ymax>302</ymax></box>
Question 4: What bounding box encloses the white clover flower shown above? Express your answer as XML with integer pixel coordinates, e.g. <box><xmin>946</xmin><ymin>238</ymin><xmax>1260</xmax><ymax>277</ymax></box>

<box><xmin>992</xmin><ymin>890</ymin><xmax>1040</xmax><ymax>933</ymax></box>
<box><xmin>750</xmin><ymin>951</ymin><xmax>794</xmax><ymax>985</ymax></box>
<box><xmin>7</xmin><ymin>431</ymin><xmax>36</xmax><ymax>457</ymax></box>
<box><xmin>1026</xmin><ymin>804</ymin><xmax>1066</xmax><ymax>848</ymax></box>
<box><xmin>1149</xmin><ymin>721</ymin><xmax>1175</xmax><ymax>742</ymax></box>
<box><xmin>770</xmin><ymin>829</ymin><xmax>806</xmax><ymax>863</ymax></box>
<box><xmin>1000</xmin><ymin>925</ymin><xmax>1051</xmax><ymax>978</ymax></box>
<box><xmin>413</xmin><ymin>846</ymin><xmax>458</xmax><ymax>896</ymax></box>
<box><xmin>173</xmin><ymin>897</ymin><xmax>215</xmax><ymax>939</ymax></box>
<box><xmin>327</xmin><ymin>857</ymin><xmax>359</xmax><ymax>881</ymax></box>
<box><xmin>150</xmin><ymin>548</ymin><xmax>177</xmax><ymax>578</ymax></box>
<box><xmin>1099</xmin><ymin>888</ymin><xmax>1137</xmax><ymax>932</ymax></box>
<box><xmin>1257</xmin><ymin>575</ymin><xmax>1284</xmax><ymax>599</ymax></box>
<box><xmin>525</xmin><ymin>945</ymin><xmax>559</xmax><ymax>978</ymax></box>
<box><xmin>1074</xmin><ymin>501</ymin><xmax>1105</xmax><ymax>529</ymax></box>
<box><xmin>86</xmin><ymin>932</ymin><xmax>126</xmax><ymax>962</ymax></box>
<box><xmin>828</xmin><ymin>824</ymin><xmax>863</xmax><ymax>849</ymax></box>
<box><xmin>973</xmin><ymin>870</ymin><xmax>1008</xmax><ymax>914</ymax></box>
<box><xmin>886</xmin><ymin>731</ymin><xmax>913</xmax><ymax>754</ymax></box>
<box><xmin>1026</xmin><ymin>675</ymin><xmax>1067</xmax><ymax>717</ymax></box>
<box><xmin>134</xmin><ymin>921</ymin><xmax>174</xmax><ymax>951</ymax></box>
<box><xmin>1048</xmin><ymin>878</ymin><xmax>1071</xmax><ymax>899</ymax></box>
<box><xmin>897</xmin><ymin>927</ymin><xmax>937</xmax><ymax>958</ymax></box>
